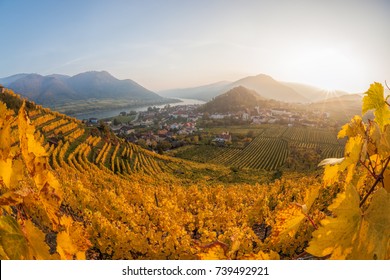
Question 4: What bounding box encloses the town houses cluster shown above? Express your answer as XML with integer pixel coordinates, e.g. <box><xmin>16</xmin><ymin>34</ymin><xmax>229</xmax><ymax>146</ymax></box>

<box><xmin>83</xmin><ymin>102</ymin><xmax>331</xmax><ymax>151</ymax></box>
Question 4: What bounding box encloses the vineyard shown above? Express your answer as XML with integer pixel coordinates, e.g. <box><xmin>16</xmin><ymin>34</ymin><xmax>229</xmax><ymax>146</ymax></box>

<box><xmin>20</xmin><ymin>97</ymin><xmax>211</xmax><ymax>179</ymax></box>
<box><xmin>213</xmin><ymin>137</ymin><xmax>288</xmax><ymax>170</ymax></box>
<box><xmin>173</xmin><ymin>125</ymin><xmax>344</xmax><ymax>171</ymax></box>
<box><xmin>0</xmin><ymin>84</ymin><xmax>389</xmax><ymax>260</ymax></box>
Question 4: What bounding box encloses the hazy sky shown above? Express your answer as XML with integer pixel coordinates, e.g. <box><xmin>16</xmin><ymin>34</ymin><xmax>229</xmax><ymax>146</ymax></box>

<box><xmin>0</xmin><ymin>0</ymin><xmax>389</xmax><ymax>92</ymax></box>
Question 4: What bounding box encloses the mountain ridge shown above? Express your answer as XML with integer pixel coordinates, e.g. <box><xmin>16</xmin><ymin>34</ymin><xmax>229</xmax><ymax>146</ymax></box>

<box><xmin>159</xmin><ymin>73</ymin><xmax>351</xmax><ymax>103</ymax></box>
<box><xmin>231</xmin><ymin>74</ymin><xmax>308</xmax><ymax>103</ymax></box>
<box><xmin>0</xmin><ymin>71</ymin><xmax>167</xmax><ymax>110</ymax></box>
<box><xmin>200</xmin><ymin>85</ymin><xmax>265</xmax><ymax>113</ymax></box>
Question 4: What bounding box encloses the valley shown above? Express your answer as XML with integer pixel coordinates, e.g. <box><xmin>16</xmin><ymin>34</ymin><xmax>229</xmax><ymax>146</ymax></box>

<box><xmin>0</xmin><ymin>81</ymin><xmax>388</xmax><ymax>261</ymax></box>
<box><xmin>1</xmin><ymin>0</ymin><xmax>388</xmax><ymax>271</ymax></box>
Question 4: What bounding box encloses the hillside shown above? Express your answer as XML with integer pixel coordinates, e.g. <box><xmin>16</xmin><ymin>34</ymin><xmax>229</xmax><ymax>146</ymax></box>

<box><xmin>159</xmin><ymin>81</ymin><xmax>231</xmax><ymax>101</ymax></box>
<box><xmin>0</xmin><ymin>85</ymin><xmax>388</xmax><ymax>261</ymax></box>
<box><xmin>282</xmin><ymin>82</ymin><xmax>349</xmax><ymax>102</ymax></box>
<box><xmin>160</xmin><ymin>74</ymin><xmax>322</xmax><ymax>103</ymax></box>
<box><xmin>171</xmin><ymin>125</ymin><xmax>344</xmax><ymax>171</ymax></box>
<box><xmin>200</xmin><ymin>86</ymin><xmax>265</xmax><ymax>113</ymax></box>
<box><xmin>310</xmin><ymin>93</ymin><xmax>363</xmax><ymax>124</ymax></box>
<box><xmin>0</xmin><ymin>71</ymin><xmax>171</xmax><ymax>114</ymax></box>
<box><xmin>232</xmin><ymin>74</ymin><xmax>308</xmax><ymax>103</ymax></box>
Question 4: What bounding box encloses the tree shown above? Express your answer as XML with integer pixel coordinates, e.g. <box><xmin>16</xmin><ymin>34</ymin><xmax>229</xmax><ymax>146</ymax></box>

<box><xmin>113</xmin><ymin>118</ymin><xmax>121</xmax><ymax>126</ymax></box>
<box><xmin>246</xmin><ymin>130</ymin><xmax>255</xmax><ymax>138</ymax></box>
<box><xmin>137</xmin><ymin>139</ymin><xmax>147</xmax><ymax>149</ymax></box>
<box><xmin>157</xmin><ymin>140</ymin><xmax>172</xmax><ymax>151</ymax></box>
<box><xmin>192</xmin><ymin>135</ymin><xmax>199</xmax><ymax>144</ymax></box>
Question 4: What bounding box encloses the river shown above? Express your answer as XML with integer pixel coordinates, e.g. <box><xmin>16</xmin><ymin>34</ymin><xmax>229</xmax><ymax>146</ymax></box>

<box><xmin>71</xmin><ymin>98</ymin><xmax>205</xmax><ymax>120</ymax></box>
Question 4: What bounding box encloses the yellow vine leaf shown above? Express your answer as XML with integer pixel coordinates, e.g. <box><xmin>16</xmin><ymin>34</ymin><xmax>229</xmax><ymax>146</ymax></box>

<box><xmin>344</xmin><ymin>136</ymin><xmax>364</xmax><ymax>165</ymax></box>
<box><xmin>23</xmin><ymin>220</ymin><xmax>56</xmax><ymax>260</ymax></box>
<box><xmin>271</xmin><ymin>185</ymin><xmax>320</xmax><ymax>243</ymax></box>
<box><xmin>18</xmin><ymin>102</ymin><xmax>47</xmax><ymax>182</ymax></box>
<box><xmin>338</xmin><ymin>116</ymin><xmax>365</xmax><ymax>139</ymax></box>
<box><xmin>323</xmin><ymin>164</ymin><xmax>340</xmax><ymax>186</ymax></box>
<box><xmin>57</xmin><ymin>231</ymin><xmax>78</xmax><ymax>260</ymax></box>
<box><xmin>304</xmin><ymin>185</ymin><xmax>321</xmax><ymax>210</ymax></box>
<box><xmin>228</xmin><ymin>238</ymin><xmax>241</xmax><ymax>259</ymax></box>
<box><xmin>241</xmin><ymin>250</ymin><xmax>280</xmax><ymax>260</ymax></box>
<box><xmin>0</xmin><ymin>102</ymin><xmax>14</xmax><ymax>159</ymax></box>
<box><xmin>307</xmin><ymin>185</ymin><xmax>390</xmax><ymax>259</ymax></box>
<box><xmin>384</xmin><ymin>169</ymin><xmax>390</xmax><ymax>193</ymax></box>
<box><xmin>362</xmin><ymin>82</ymin><xmax>390</xmax><ymax>131</ymax></box>
<box><xmin>0</xmin><ymin>159</ymin><xmax>13</xmax><ymax>188</ymax></box>
<box><xmin>378</xmin><ymin>125</ymin><xmax>390</xmax><ymax>156</ymax></box>
<box><xmin>0</xmin><ymin>102</ymin><xmax>16</xmax><ymax>188</ymax></box>
<box><xmin>368</xmin><ymin>121</ymin><xmax>381</xmax><ymax>144</ymax></box>
<box><xmin>197</xmin><ymin>241</ymin><xmax>229</xmax><ymax>260</ymax></box>
<box><xmin>56</xmin><ymin>216</ymin><xmax>89</xmax><ymax>260</ymax></box>
<box><xmin>306</xmin><ymin>185</ymin><xmax>360</xmax><ymax>258</ymax></box>
<box><xmin>271</xmin><ymin>204</ymin><xmax>305</xmax><ymax>242</ymax></box>
<box><xmin>17</xmin><ymin>102</ymin><xmax>63</xmax><ymax>229</ymax></box>
<box><xmin>360</xmin><ymin>140</ymin><xmax>368</xmax><ymax>162</ymax></box>
<box><xmin>323</xmin><ymin>116</ymin><xmax>364</xmax><ymax>186</ymax></box>
<box><xmin>0</xmin><ymin>244</ymin><xmax>9</xmax><ymax>260</ymax></box>
<box><xmin>198</xmin><ymin>245</ymin><xmax>228</xmax><ymax>260</ymax></box>
<box><xmin>0</xmin><ymin>158</ymin><xmax>24</xmax><ymax>190</ymax></box>
<box><xmin>322</xmin><ymin>136</ymin><xmax>363</xmax><ymax>186</ymax></box>
<box><xmin>39</xmin><ymin>181</ymin><xmax>63</xmax><ymax>227</ymax></box>
<box><xmin>0</xmin><ymin>191</ymin><xmax>24</xmax><ymax>206</ymax></box>
<box><xmin>350</xmin><ymin>188</ymin><xmax>390</xmax><ymax>259</ymax></box>
<box><xmin>9</xmin><ymin>159</ymin><xmax>25</xmax><ymax>187</ymax></box>
<box><xmin>0</xmin><ymin>216</ymin><xmax>29</xmax><ymax>259</ymax></box>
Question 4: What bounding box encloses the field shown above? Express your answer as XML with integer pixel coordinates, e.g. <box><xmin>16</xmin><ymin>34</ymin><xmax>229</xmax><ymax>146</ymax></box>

<box><xmin>172</xmin><ymin>125</ymin><xmax>344</xmax><ymax>171</ymax></box>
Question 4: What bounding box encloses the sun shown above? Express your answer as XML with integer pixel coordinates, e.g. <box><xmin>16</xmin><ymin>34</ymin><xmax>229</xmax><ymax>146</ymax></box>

<box><xmin>291</xmin><ymin>46</ymin><xmax>359</xmax><ymax>91</ymax></box>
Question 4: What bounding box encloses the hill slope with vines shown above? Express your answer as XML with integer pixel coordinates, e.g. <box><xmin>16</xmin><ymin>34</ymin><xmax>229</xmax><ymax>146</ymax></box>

<box><xmin>0</xmin><ymin>84</ymin><xmax>388</xmax><ymax>260</ymax></box>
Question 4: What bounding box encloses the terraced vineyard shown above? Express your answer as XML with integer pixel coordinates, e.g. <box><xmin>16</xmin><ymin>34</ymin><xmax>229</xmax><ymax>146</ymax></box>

<box><xmin>0</xmin><ymin>88</ymin><xmax>211</xmax><ymax>181</ymax></box>
<box><xmin>46</xmin><ymin>128</ymin><xmax>195</xmax><ymax>178</ymax></box>
<box><xmin>1</xmin><ymin>87</ymin><xmax>344</xmax><ymax>175</ymax></box>
<box><xmin>2</xmin><ymin>82</ymin><xmax>389</xmax><ymax>262</ymax></box>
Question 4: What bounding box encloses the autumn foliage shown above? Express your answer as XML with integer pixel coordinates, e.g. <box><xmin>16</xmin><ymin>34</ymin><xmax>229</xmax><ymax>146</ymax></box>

<box><xmin>0</xmin><ymin>83</ymin><xmax>389</xmax><ymax>260</ymax></box>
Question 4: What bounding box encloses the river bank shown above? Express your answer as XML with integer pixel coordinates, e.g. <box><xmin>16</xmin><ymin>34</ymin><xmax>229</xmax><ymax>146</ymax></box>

<box><xmin>70</xmin><ymin>98</ymin><xmax>205</xmax><ymax>120</ymax></box>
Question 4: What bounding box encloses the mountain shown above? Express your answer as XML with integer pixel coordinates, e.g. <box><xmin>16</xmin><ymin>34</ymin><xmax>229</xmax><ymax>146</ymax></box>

<box><xmin>310</xmin><ymin>93</ymin><xmax>363</xmax><ymax>123</ymax></box>
<box><xmin>160</xmin><ymin>74</ymin><xmax>310</xmax><ymax>103</ymax></box>
<box><xmin>200</xmin><ymin>86</ymin><xmax>265</xmax><ymax>113</ymax></box>
<box><xmin>282</xmin><ymin>82</ymin><xmax>349</xmax><ymax>102</ymax></box>
<box><xmin>159</xmin><ymin>81</ymin><xmax>231</xmax><ymax>101</ymax></box>
<box><xmin>0</xmin><ymin>73</ymin><xmax>29</xmax><ymax>85</ymax></box>
<box><xmin>5</xmin><ymin>73</ymin><xmax>78</xmax><ymax>105</ymax></box>
<box><xmin>0</xmin><ymin>71</ymin><xmax>167</xmax><ymax>113</ymax></box>
<box><xmin>160</xmin><ymin>74</ymin><xmax>358</xmax><ymax>104</ymax></box>
<box><xmin>47</xmin><ymin>74</ymin><xmax>71</xmax><ymax>82</ymax></box>
<box><xmin>65</xmin><ymin>71</ymin><xmax>159</xmax><ymax>100</ymax></box>
<box><xmin>231</xmin><ymin>74</ymin><xmax>308</xmax><ymax>103</ymax></box>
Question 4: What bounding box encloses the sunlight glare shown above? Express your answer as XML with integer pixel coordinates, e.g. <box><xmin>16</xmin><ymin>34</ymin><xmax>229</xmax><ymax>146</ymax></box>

<box><xmin>290</xmin><ymin>46</ymin><xmax>360</xmax><ymax>91</ymax></box>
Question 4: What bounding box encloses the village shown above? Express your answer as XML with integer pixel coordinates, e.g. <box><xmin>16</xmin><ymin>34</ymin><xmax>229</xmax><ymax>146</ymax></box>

<box><xmin>83</xmin><ymin>102</ymin><xmax>333</xmax><ymax>152</ymax></box>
